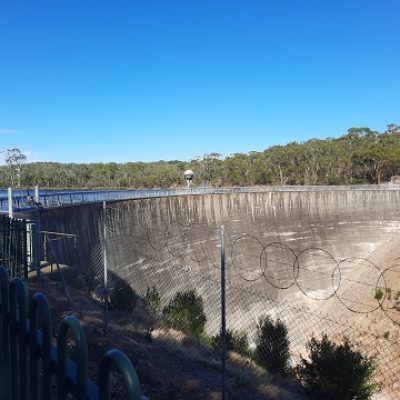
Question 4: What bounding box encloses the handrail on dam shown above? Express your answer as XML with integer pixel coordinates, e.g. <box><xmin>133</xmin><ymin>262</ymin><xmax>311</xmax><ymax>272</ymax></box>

<box><xmin>1</xmin><ymin>184</ymin><xmax>400</xmax><ymax>212</ymax></box>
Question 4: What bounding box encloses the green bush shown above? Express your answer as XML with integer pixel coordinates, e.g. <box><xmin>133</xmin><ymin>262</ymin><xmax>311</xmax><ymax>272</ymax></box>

<box><xmin>109</xmin><ymin>281</ymin><xmax>138</xmax><ymax>312</ymax></box>
<box><xmin>163</xmin><ymin>290</ymin><xmax>206</xmax><ymax>338</ymax></box>
<box><xmin>212</xmin><ymin>329</ymin><xmax>249</xmax><ymax>357</ymax></box>
<box><xmin>254</xmin><ymin>316</ymin><xmax>290</xmax><ymax>375</ymax></box>
<box><xmin>297</xmin><ymin>334</ymin><xmax>378</xmax><ymax>400</ymax></box>
<box><xmin>145</xmin><ymin>285</ymin><xmax>161</xmax><ymax>316</ymax></box>
<box><xmin>374</xmin><ymin>288</ymin><xmax>384</xmax><ymax>301</ymax></box>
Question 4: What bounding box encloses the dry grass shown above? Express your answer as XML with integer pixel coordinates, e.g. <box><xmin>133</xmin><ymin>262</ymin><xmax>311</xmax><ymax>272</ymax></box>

<box><xmin>29</xmin><ymin>266</ymin><xmax>307</xmax><ymax>400</ymax></box>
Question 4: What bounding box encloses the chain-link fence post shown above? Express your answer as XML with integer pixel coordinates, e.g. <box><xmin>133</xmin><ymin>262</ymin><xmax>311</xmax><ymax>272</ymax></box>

<box><xmin>34</xmin><ymin>185</ymin><xmax>39</xmax><ymax>203</ymax></box>
<box><xmin>220</xmin><ymin>225</ymin><xmax>227</xmax><ymax>400</ymax></box>
<box><xmin>32</xmin><ymin>208</ymin><xmax>41</xmax><ymax>286</ymax></box>
<box><xmin>102</xmin><ymin>201</ymin><xmax>109</xmax><ymax>335</ymax></box>
<box><xmin>7</xmin><ymin>188</ymin><xmax>13</xmax><ymax>218</ymax></box>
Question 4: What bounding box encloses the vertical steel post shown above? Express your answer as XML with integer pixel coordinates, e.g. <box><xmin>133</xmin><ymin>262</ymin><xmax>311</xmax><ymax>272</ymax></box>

<box><xmin>102</xmin><ymin>201</ymin><xmax>108</xmax><ymax>335</ymax></box>
<box><xmin>34</xmin><ymin>185</ymin><xmax>39</xmax><ymax>203</ymax></box>
<box><xmin>7</xmin><ymin>188</ymin><xmax>12</xmax><ymax>219</ymax></box>
<box><xmin>32</xmin><ymin>208</ymin><xmax>42</xmax><ymax>285</ymax></box>
<box><xmin>22</xmin><ymin>219</ymin><xmax>28</xmax><ymax>280</ymax></box>
<box><xmin>220</xmin><ymin>225</ymin><xmax>227</xmax><ymax>400</ymax></box>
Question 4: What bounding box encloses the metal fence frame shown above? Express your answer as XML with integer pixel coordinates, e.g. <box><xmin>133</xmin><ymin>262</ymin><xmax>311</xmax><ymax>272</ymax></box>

<box><xmin>0</xmin><ymin>265</ymin><xmax>142</xmax><ymax>400</ymax></box>
<box><xmin>1</xmin><ymin>184</ymin><xmax>400</xmax><ymax>212</ymax></box>
<box><xmin>0</xmin><ymin>214</ymin><xmax>29</xmax><ymax>279</ymax></box>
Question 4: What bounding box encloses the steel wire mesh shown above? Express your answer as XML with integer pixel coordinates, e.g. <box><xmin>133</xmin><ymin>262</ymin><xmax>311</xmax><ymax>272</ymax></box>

<box><xmin>32</xmin><ymin>192</ymin><xmax>400</xmax><ymax>399</ymax></box>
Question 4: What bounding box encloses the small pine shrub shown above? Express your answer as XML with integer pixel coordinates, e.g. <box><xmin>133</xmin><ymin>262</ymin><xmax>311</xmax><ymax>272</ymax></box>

<box><xmin>297</xmin><ymin>334</ymin><xmax>378</xmax><ymax>400</ymax></box>
<box><xmin>254</xmin><ymin>316</ymin><xmax>290</xmax><ymax>375</ymax></box>
<box><xmin>212</xmin><ymin>329</ymin><xmax>250</xmax><ymax>357</ymax></box>
<box><xmin>145</xmin><ymin>285</ymin><xmax>161</xmax><ymax>316</ymax></box>
<box><xmin>163</xmin><ymin>290</ymin><xmax>206</xmax><ymax>338</ymax></box>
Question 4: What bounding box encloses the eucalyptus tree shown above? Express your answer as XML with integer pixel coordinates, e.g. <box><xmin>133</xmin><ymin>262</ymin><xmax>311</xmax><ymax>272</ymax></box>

<box><xmin>4</xmin><ymin>148</ymin><xmax>27</xmax><ymax>188</ymax></box>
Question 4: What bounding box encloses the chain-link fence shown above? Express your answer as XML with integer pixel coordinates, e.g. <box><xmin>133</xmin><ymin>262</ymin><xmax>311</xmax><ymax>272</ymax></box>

<box><xmin>31</xmin><ymin>191</ymin><xmax>400</xmax><ymax>399</ymax></box>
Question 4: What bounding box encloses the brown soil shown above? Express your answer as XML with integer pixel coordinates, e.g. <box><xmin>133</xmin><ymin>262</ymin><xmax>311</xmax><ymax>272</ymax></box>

<box><xmin>28</xmin><ymin>266</ymin><xmax>306</xmax><ymax>400</ymax></box>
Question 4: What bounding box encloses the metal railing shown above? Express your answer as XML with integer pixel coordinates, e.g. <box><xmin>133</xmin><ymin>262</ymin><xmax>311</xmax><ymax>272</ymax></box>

<box><xmin>0</xmin><ymin>213</ymin><xmax>29</xmax><ymax>279</ymax></box>
<box><xmin>0</xmin><ymin>265</ymin><xmax>142</xmax><ymax>400</ymax></box>
<box><xmin>1</xmin><ymin>184</ymin><xmax>400</xmax><ymax>212</ymax></box>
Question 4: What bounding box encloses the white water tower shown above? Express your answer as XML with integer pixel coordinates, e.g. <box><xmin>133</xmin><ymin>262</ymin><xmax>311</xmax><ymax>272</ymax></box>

<box><xmin>183</xmin><ymin>169</ymin><xmax>194</xmax><ymax>188</ymax></box>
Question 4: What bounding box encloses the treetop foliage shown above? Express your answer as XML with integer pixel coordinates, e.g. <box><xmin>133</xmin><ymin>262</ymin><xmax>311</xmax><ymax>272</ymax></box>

<box><xmin>1</xmin><ymin>124</ymin><xmax>399</xmax><ymax>188</ymax></box>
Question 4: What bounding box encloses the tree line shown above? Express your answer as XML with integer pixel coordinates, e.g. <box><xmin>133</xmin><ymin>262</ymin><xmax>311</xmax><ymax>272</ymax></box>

<box><xmin>1</xmin><ymin>124</ymin><xmax>399</xmax><ymax>189</ymax></box>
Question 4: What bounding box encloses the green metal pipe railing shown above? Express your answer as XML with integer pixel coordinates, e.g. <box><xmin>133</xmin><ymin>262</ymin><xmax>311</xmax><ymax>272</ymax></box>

<box><xmin>9</xmin><ymin>277</ymin><xmax>28</xmax><ymax>400</ymax></box>
<box><xmin>30</xmin><ymin>293</ymin><xmax>52</xmax><ymax>400</ymax></box>
<box><xmin>0</xmin><ymin>265</ymin><xmax>143</xmax><ymax>400</ymax></box>
<box><xmin>57</xmin><ymin>316</ymin><xmax>88</xmax><ymax>400</ymax></box>
<box><xmin>99</xmin><ymin>349</ymin><xmax>142</xmax><ymax>400</ymax></box>
<box><xmin>0</xmin><ymin>266</ymin><xmax>10</xmax><ymax>400</ymax></box>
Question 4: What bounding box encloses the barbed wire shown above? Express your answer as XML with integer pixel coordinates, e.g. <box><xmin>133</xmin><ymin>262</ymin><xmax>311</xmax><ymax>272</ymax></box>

<box><xmin>91</xmin><ymin>216</ymin><xmax>400</xmax><ymax>315</ymax></box>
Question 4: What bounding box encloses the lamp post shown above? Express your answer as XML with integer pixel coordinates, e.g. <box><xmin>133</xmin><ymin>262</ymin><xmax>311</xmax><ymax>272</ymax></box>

<box><xmin>183</xmin><ymin>169</ymin><xmax>194</xmax><ymax>189</ymax></box>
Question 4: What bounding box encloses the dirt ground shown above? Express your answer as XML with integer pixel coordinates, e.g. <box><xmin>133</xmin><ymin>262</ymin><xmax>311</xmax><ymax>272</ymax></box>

<box><xmin>28</xmin><ymin>267</ymin><xmax>306</xmax><ymax>400</ymax></box>
<box><xmin>26</xmin><ymin>232</ymin><xmax>400</xmax><ymax>399</ymax></box>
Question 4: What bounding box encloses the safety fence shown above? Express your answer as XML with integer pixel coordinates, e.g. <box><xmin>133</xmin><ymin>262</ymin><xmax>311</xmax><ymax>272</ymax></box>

<box><xmin>0</xmin><ymin>213</ymin><xmax>30</xmax><ymax>279</ymax></box>
<box><xmin>0</xmin><ymin>265</ymin><xmax>142</xmax><ymax>400</ymax></box>
<box><xmin>9</xmin><ymin>189</ymin><xmax>400</xmax><ymax>399</ymax></box>
<box><xmin>29</xmin><ymin>191</ymin><xmax>400</xmax><ymax>400</ymax></box>
<box><xmin>99</xmin><ymin>219</ymin><xmax>400</xmax><ymax>399</ymax></box>
<box><xmin>1</xmin><ymin>183</ymin><xmax>400</xmax><ymax>212</ymax></box>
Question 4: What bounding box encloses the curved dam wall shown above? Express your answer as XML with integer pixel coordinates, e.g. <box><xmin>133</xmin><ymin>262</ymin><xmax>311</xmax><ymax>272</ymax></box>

<box><xmin>39</xmin><ymin>189</ymin><xmax>400</xmax><ymax>319</ymax></box>
<box><xmin>40</xmin><ymin>188</ymin><xmax>400</xmax><ymax>265</ymax></box>
<box><xmin>38</xmin><ymin>188</ymin><xmax>400</xmax><ymax>398</ymax></box>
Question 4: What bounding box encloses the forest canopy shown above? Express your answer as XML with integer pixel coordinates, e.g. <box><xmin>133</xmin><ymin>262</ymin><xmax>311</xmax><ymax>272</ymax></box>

<box><xmin>1</xmin><ymin>124</ymin><xmax>399</xmax><ymax>189</ymax></box>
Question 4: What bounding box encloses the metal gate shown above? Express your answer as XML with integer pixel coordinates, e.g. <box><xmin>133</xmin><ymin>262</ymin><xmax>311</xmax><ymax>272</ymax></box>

<box><xmin>0</xmin><ymin>213</ymin><xmax>30</xmax><ymax>279</ymax></box>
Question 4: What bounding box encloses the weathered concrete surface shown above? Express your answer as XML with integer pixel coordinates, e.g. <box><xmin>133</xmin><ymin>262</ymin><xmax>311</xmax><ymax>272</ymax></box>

<box><xmin>39</xmin><ymin>189</ymin><xmax>400</xmax><ymax>399</ymax></box>
<box><xmin>40</xmin><ymin>189</ymin><xmax>400</xmax><ymax>321</ymax></box>
<box><xmin>40</xmin><ymin>189</ymin><xmax>400</xmax><ymax>262</ymax></box>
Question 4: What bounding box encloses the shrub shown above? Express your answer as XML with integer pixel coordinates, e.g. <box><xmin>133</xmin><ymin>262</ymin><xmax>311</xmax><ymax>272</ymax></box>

<box><xmin>109</xmin><ymin>281</ymin><xmax>138</xmax><ymax>312</ymax></box>
<box><xmin>212</xmin><ymin>329</ymin><xmax>250</xmax><ymax>357</ymax></box>
<box><xmin>383</xmin><ymin>331</ymin><xmax>390</xmax><ymax>339</ymax></box>
<box><xmin>254</xmin><ymin>316</ymin><xmax>290</xmax><ymax>375</ymax></box>
<box><xmin>297</xmin><ymin>334</ymin><xmax>378</xmax><ymax>400</ymax></box>
<box><xmin>163</xmin><ymin>290</ymin><xmax>206</xmax><ymax>338</ymax></box>
<box><xmin>374</xmin><ymin>288</ymin><xmax>384</xmax><ymax>301</ymax></box>
<box><xmin>145</xmin><ymin>285</ymin><xmax>161</xmax><ymax>316</ymax></box>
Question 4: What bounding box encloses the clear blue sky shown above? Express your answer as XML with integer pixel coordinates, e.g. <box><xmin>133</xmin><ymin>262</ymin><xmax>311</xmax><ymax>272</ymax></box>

<box><xmin>1</xmin><ymin>0</ymin><xmax>399</xmax><ymax>163</ymax></box>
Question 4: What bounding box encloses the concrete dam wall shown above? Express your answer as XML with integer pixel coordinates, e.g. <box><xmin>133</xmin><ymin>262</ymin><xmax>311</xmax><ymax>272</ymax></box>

<box><xmin>39</xmin><ymin>188</ymin><xmax>400</xmax><ymax>321</ymax></box>
<box><xmin>39</xmin><ymin>189</ymin><xmax>400</xmax><ymax>398</ymax></box>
